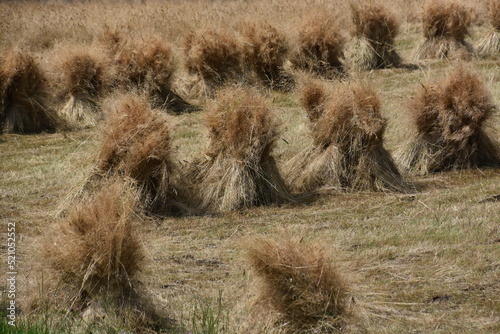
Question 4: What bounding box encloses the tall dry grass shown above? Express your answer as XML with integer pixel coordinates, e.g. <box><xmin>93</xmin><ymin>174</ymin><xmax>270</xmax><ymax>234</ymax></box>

<box><xmin>414</xmin><ymin>0</ymin><xmax>475</xmax><ymax>60</ymax></box>
<box><xmin>398</xmin><ymin>64</ymin><xmax>500</xmax><ymax>173</ymax></box>
<box><xmin>285</xmin><ymin>80</ymin><xmax>413</xmax><ymax>193</ymax></box>
<box><xmin>243</xmin><ymin>234</ymin><xmax>351</xmax><ymax>333</ymax></box>
<box><xmin>291</xmin><ymin>13</ymin><xmax>347</xmax><ymax>78</ymax></box>
<box><xmin>241</xmin><ymin>21</ymin><xmax>294</xmax><ymax>91</ymax></box>
<box><xmin>349</xmin><ymin>0</ymin><xmax>402</xmax><ymax>70</ymax></box>
<box><xmin>187</xmin><ymin>86</ymin><xmax>293</xmax><ymax>212</ymax></box>
<box><xmin>0</xmin><ymin>48</ymin><xmax>61</xmax><ymax>134</ymax></box>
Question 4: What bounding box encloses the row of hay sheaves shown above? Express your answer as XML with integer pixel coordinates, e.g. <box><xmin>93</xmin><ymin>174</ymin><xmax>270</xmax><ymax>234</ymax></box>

<box><xmin>23</xmin><ymin>60</ymin><xmax>500</xmax><ymax>332</ymax></box>
<box><xmin>1</xmin><ymin>0</ymin><xmax>500</xmax><ymax>133</ymax></box>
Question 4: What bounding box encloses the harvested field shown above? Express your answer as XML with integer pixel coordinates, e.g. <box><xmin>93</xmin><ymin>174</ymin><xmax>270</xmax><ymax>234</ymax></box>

<box><xmin>0</xmin><ymin>1</ymin><xmax>499</xmax><ymax>333</ymax></box>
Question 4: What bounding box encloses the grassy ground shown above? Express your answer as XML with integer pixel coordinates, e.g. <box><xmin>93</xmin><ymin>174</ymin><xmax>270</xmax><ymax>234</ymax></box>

<box><xmin>1</xmin><ymin>0</ymin><xmax>499</xmax><ymax>333</ymax></box>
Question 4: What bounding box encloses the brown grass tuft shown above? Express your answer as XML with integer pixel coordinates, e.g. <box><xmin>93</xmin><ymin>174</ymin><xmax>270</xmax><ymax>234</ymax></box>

<box><xmin>52</xmin><ymin>45</ymin><xmax>112</xmax><ymax>128</ymax></box>
<box><xmin>184</xmin><ymin>28</ymin><xmax>244</xmax><ymax>95</ymax></box>
<box><xmin>291</xmin><ymin>13</ymin><xmax>346</xmax><ymax>78</ymax></box>
<box><xmin>95</xmin><ymin>93</ymin><xmax>188</xmax><ymax>215</ymax></box>
<box><xmin>187</xmin><ymin>86</ymin><xmax>293</xmax><ymax>212</ymax></box>
<box><xmin>285</xmin><ymin>80</ymin><xmax>413</xmax><ymax>193</ymax></box>
<box><xmin>349</xmin><ymin>0</ymin><xmax>402</xmax><ymax>70</ymax></box>
<box><xmin>0</xmin><ymin>48</ymin><xmax>61</xmax><ymax>133</ymax></box>
<box><xmin>398</xmin><ymin>64</ymin><xmax>500</xmax><ymax>174</ymax></box>
<box><xmin>476</xmin><ymin>0</ymin><xmax>500</xmax><ymax>54</ymax></box>
<box><xmin>241</xmin><ymin>21</ymin><xmax>294</xmax><ymax>91</ymax></box>
<box><xmin>244</xmin><ymin>234</ymin><xmax>351</xmax><ymax>333</ymax></box>
<box><xmin>414</xmin><ymin>0</ymin><xmax>474</xmax><ymax>60</ymax></box>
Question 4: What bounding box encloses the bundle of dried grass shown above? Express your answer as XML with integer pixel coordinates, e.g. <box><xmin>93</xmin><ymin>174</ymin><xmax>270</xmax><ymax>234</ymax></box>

<box><xmin>116</xmin><ymin>36</ymin><xmax>197</xmax><ymax>114</ymax></box>
<box><xmin>53</xmin><ymin>45</ymin><xmax>111</xmax><ymax>128</ymax></box>
<box><xmin>95</xmin><ymin>94</ymin><xmax>188</xmax><ymax>215</ymax></box>
<box><xmin>0</xmin><ymin>48</ymin><xmax>60</xmax><ymax>133</ymax></box>
<box><xmin>398</xmin><ymin>64</ymin><xmax>500</xmax><ymax>174</ymax></box>
<box><xmin>285</xmin><ymin>80</ymin><xmax>413</xmax><ymax>193</ymax></box>
<box><xmin>241</xmin><ymin>22</ymin><xmax>294</xmax><ymax>91</ymax></box>
<box><xmin>476</xmin><ymin>0</ymin><xmax>500</xmax><ymax>54</ymax></box>
<box><xmin>244</xmin><ymin>234</ymin><xmax>351</xmax><ymax>333</ymax></box>
<box><xmin>414</xmin><ymin>0</ymin><xmax>474</xmax><ymax>60</ymax></box>
<box><xmin>291</xmin><ymin>14</ymin><xmax>347</xmax><ymax>79</ymax></box>
<box><xmin>188</xmin><ymin>87</ymin><xmax>293</xmax><ymax>212</ymax></box>
<box><xmin>184</xmin><ymin>28</ymin><xmax>244</xmax><ymax>95</ymax></box>
<box><xmin>41</xmin><ymin>183</ymin><xmax>173</xmax><ymax>331</ymax></box>
<box><xmin>349</xmin><ymin>0</ymin><xmax>402</xmax><ymax>70</ymax></box>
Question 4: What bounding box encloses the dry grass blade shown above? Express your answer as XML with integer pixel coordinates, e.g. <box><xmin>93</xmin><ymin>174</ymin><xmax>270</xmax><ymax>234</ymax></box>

<box><xmin>188</xmin><ymin>86</ymin><xmax>293</xmax><ymax>212</ymax></box>
<box><xmin>0</xmin><ymin>47</ymin><xmax>61</xmax><ymax>133</ymax></box>
<box><xmin>414</xmin><ymin>0</ymin><xmax>474</xmax><ymax>60</ymax></box>
<box><xmin>286</xmin><ymin>80</ymin><xmax>413</xmax><ymax>193</ymax></box>
<box><xmin>349</xmin><ymin>0</ymin><xmax>402</xmax><ymax>70</ymax></box>
<box><xmin>291</xmin><ymin>13</ymin><xmax>347</xmax><ymax>78</ymax></box>
<box><xmin>398</xmin><ymin>64</ymin><xmax>500</xmax><ymax>174</ymax></box>
<box><xmin>244</xmin><ymin>234</ymin><xmax>351</xmax><ymax>333</ymax></box>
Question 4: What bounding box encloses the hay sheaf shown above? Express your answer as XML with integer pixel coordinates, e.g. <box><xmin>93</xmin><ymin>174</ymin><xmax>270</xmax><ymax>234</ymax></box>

<box><xmin>243</xmin><ymin>234</ymin><xmax>351</xmax><ymax>333</ymax></box>
<box><xmin>52</xmin><ymin>45</ymin><xmax>112</xmax><ymax>128</ymax></box>
<box><xmin>188</xmin><ymin>87</ymin><xmax>293</xmax><ymax>212</ymax></box>
<box><xmin>40</xmin><ymin>183</ymin><xmax>173</xmax><ymax>331</ymax></box>
<box><xmin>108</xmin><ymin>34</ymin><xmax>196</xmax><ymax>114</ymax></box>
<box><xmin>291</xmin><ymin>14</ymin><xmax>347</xmax><ymax>78</ymax></box>
<box><xmin>0</xmin><ymin>48</ymin><xmax>61</xmax><ymax>133</ymax></box>
<box><xmin>241</xmin><ymin>21</ymin><xmax>294</xmax><ymax>91</ymax></box>
<box><xmin>285</xmin><ymin>80</ymin><xmax>413</xmax><ymax>193</ymax></box>
<box><xmin>414</xmin><ymin>0</ymin><xmax>474</xmax><ymax>60</ymax></box>
<box><xmin>348</xmin><ymin>0</ymin><xmax>402</xmax><ymax>70</ymax></box>
<box><xmin>94</xmin><ymin>94</ymin><xmax>188</xmax><ymax>215</ymax></box>
<box><xmin>398</xmin><ymin>64</ymin><xmax>500</xmax><ymax>174</ymax></box>
<box><xmin>476</xmin><ymin>0</ymin><xmax>500</xmax><ymax>54</ymax></box>
<box><xmin>184</xmin><ymin>29</ymin><xmax>244</xmax><ymax>95</ymax></box>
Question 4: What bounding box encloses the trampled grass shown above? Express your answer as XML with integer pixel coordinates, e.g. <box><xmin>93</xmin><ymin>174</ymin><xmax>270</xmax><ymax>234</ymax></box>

<box><xmin>0</xmin><ymin>1</ymin><xmax>499</xmax><ymax>333</ymax></box>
